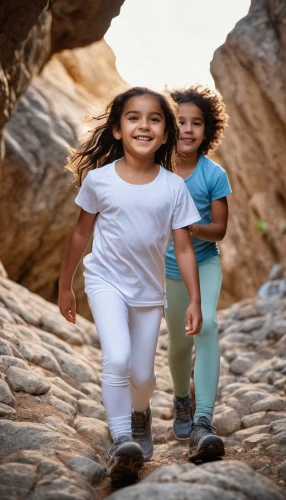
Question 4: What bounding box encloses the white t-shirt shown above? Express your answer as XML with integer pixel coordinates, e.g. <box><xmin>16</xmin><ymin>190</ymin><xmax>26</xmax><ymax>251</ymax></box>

<box><xmin>75</xmin><ymin>160</ymin><xmax>200</xmax><ymax>306</ymax></box>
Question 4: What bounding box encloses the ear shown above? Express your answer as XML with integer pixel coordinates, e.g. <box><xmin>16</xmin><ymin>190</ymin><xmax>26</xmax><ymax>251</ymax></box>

<box><xmin>113</xmin><ymin>125</ymin><xmax>122</xmax><ymax>140</ymax></box>
<box><xmin>162</xmin><ymin>131</ymin><xmax>168</xmax><ymax>144</ymax></box>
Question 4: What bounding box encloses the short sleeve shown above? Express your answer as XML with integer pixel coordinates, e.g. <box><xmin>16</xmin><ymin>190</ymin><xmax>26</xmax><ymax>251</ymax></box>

<box><xmin>209</xmin><ymin>167</ymin><xmax>232</xmax><ymax>201</ymax></box>
<box><xmin>172</xmin><ymin>180</ymin><xmax>201</xmax><ymax>230</ymax></box>
<box><xmin>75</xmin><ymin>171</ymin><xmax>98</xmax><ymax>214</ymax></box>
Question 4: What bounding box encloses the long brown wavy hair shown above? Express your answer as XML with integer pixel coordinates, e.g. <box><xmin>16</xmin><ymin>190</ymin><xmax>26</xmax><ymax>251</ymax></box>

<box><xmin>170</xmin><ymin>85</ymin><xmax>229</xmax><ymax>156</ymax></box>
<box><xmin>66</xmin><ymin>87</ymin><xmax>179</xmax><ymax>186</ymax></box>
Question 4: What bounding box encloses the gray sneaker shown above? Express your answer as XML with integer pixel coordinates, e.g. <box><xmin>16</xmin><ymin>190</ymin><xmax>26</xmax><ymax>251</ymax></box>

<box><xmin>131</xmin><ymin>406</ymin><xmax>153</xmax><ymax>461</ymax></box>
<box><xmin>173</xmin><ymin>394</ymin><xmax>193</xmax><ymax>441</ymax></box>
<box><xmin>107</xmin><ymin>434</ymin><xmax>144</xmax><ymax>483</ymax></box>
<box><xmin>188</xmin><ymin>416</ymin><xmax>225</xmax><ymax>462</ymax></box>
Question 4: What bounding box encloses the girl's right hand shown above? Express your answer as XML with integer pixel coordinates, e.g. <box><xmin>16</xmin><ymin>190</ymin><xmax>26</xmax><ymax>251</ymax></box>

<box><xmin>185</xmin><ymin>302</ymin><xmax>202</xmax><ymax>336</ymax></box>
<box><xmin>58</xmin><ymin>289</ymin><xmax>76</xmax><ymax>324</ymax></box>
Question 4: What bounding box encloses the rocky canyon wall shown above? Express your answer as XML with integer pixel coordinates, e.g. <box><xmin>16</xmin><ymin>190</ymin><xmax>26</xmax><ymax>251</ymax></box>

<box><xmin>211</xmin><ymin>0</ymin><xmax>286</xmax><ymax>306</ymax></box>
<box><xmin>0</xmin><ymin>1</ymin><xmax>126</xmax><ymax>317</ymax></box>
<box><xmin>0</xmin><ymin>0</ymin><xmax>51</xmax><ymax>137</ymax></box>
<box><xmin>0</xmin><ymin>0</ymin><xmax>124</xmax><ymax>142</ymax></box>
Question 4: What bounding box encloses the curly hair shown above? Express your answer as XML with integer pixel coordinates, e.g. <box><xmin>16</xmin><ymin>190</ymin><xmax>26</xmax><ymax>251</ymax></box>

<box><xmin>170</xmin><ymin>85</ymin><xmax>229</xmax><ymax>156</ymax></box>
<box><xmin>66</xmin><ymin>87</ymin><xmax>179</xmax><ymax>187</ymax></box>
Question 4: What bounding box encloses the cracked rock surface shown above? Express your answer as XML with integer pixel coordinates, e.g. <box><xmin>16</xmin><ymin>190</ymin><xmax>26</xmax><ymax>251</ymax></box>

<box><xmin>0</xmin><ymin>266</ymin><xmax>285</xmax><ymax>499</ymax></box>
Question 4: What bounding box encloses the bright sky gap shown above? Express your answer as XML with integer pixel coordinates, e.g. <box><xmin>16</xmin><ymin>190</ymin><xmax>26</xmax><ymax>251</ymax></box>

<box><xmin>106</xmin><ymin>0</ymin><xmax>251</xmax><ymax>90</ymax></box>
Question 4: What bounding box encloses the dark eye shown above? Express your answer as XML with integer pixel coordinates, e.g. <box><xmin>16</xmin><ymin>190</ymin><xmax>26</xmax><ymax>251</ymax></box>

<box><xmin>178</xmin><ymin>120</ymin><xmax>184</xmax><ymax>125</ymax></box>
<box><xmin>150</xmin><ymin>117</ymin><xmax>160</xmax><ymax>123</ymax></box>
<box><xmin>128</xmin><ymin>116</ymin><xmax>138</xmax><ymax>121</ymax></box>
<box><xmin>194</xmin><ymin>122</ymin><xmax>202</xmax><ymax>126</ymax></box>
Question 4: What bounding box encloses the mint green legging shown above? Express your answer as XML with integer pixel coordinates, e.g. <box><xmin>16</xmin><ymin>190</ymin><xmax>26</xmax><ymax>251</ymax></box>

<box><xmin>165</xmin><ymin>255</ymin><xmax>222</xmax><ymax>423</ymax></box>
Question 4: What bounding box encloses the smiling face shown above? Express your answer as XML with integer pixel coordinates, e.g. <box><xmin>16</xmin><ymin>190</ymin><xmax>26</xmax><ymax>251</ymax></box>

<box><xmin>113</xmin><ymin>94</ymin><xmax>168</xmax><ymax>159</ymax></box>
<box><xmin>177</xmin><ymin>102</ymin><xmax>205</xmax><ymax>156</ymax></box>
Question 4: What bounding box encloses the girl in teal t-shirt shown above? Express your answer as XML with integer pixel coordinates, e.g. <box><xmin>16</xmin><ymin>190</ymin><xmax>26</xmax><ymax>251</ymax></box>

<box><xmin>165</xmin><ymin>85</ymin><xmax>232</xmax><ymax>462</ymax></box>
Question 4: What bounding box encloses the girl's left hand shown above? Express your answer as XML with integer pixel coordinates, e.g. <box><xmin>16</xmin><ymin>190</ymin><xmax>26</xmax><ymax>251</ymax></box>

<box><xmin>185</xmin><ymin>303</ymin><xmax>202</xmax><ymax>336</ymax></box>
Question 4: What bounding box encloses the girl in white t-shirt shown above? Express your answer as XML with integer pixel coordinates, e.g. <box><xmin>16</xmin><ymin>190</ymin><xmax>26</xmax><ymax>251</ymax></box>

<box><xmin>58</xmin><ymin>87</ymin><xmax>202</xmax><ymax>483</ymax></box>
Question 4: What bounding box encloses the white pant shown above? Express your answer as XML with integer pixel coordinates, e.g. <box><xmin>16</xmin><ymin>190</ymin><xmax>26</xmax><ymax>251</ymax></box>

<box><xmin>88</xmin><ymin>291</ymin><xmax>162</xmax><ymax>439</ymax></box>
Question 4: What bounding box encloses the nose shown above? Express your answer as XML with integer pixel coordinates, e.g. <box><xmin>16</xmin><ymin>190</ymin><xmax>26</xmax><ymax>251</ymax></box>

<box><xmin>138</xmin><ymin>118</ymin><xmax>150</xmax><ymax>130</ymax></box>
<box><xmin>184</xmin><ymin>124</ymin><xmax>193</xmax><ymax>134</ymax></box>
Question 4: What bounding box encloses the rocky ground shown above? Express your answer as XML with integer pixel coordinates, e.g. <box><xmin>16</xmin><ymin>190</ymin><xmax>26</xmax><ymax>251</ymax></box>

<box><xmin>0</xmin><ymin>262</ymin><xmax>285</xmax><ymax>499</ymax></box>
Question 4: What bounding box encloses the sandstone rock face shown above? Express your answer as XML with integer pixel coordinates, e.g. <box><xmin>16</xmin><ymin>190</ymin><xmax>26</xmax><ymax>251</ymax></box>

<box><xmin>0</xmin><ymin>0</ymin><xmax>51</xmax><ymax>136</ymax></box>
<box><xmin>0</xmin><ymin>266</ymin><xmax>285</xmax><ymax>498</ymax></box>
<box><xmin>51</xmin><ymin>0</ymin><xmax>124</xmax><ymax>53</ymax></box>
<box><xmin>0</xmin><ymin>0</ymin><xmax>124</xmax><ymax>146</ymax></box>
<box><xmin>211</xmin><ymin>0</ymin><xmax>286</xmax><ymax>307</ymax></box>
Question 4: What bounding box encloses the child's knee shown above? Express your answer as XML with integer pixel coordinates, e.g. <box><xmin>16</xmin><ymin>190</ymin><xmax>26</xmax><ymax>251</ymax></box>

<box><xmin>102</xmin><ymin>352</ymin><xmax>131</xmax><ymax>379</ymax></box>
<box><xmin>130</xmin><ymin>372</ymin><xmax>156</xmax><ymax>391</ymax></box>
<box><xmin>199</xmin><ymin>315</ymin><xmax>218</xmax><ymax>338</ymax></box>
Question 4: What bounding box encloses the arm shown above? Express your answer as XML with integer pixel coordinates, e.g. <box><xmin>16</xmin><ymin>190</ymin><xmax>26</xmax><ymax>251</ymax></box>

<box><xmin>58</xmin><ymin>209</ymin><xmax>97</xmax><ymax>323</ymax></box>
<box><xmin>189</xmin><ymin>197</ymin><xmax>228</xmax><ymax>241</ymax></box>
<box><xmin>173</xmin><ymin>227</ymin><xmax>202</xmax><ymax>336</ymax></box>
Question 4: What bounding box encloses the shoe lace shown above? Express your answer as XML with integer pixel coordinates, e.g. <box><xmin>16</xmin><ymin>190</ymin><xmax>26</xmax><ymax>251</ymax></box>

<box><xmin>108</xmin><ymin>435</ymin><xmax>131</xmax><ymax>456</ymax></box>
<box><xmin>195</xmin><ymin>421</ymin><xmax>216</xmax><ymax>435</ymax></box>
<box><xmin>132</xmin><ymin>412</ymin><xmax>147</xmax><ymax>441</ymax></box>
<box><xmin>175</xmin><ymin>401</ymin><xmax>191</xmax><ymax>423</ymax></box>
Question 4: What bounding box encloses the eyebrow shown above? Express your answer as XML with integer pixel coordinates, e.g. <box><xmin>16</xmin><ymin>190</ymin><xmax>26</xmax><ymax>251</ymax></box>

<box><xmin>125</xmin><ymin>110</ymin><xmax>163</xmax><ymax>117</ymax></box>
<box><xmin>178</xmin><ymin>115</ymin><xmax>204</xmax><ymax>121</ymax></box>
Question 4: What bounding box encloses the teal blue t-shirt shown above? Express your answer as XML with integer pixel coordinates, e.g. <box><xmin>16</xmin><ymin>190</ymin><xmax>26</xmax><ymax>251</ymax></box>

<box><xmin>165</xmin><ymin>155</ymin><xmax>232</xmax><ymax>278</ymax></box>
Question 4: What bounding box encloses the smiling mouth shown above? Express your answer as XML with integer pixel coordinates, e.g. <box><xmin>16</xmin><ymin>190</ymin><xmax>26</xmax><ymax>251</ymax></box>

<box><xmin>180</xmin><ymin>138</ymin><xmax>195</xmax><ymax>142</ymax></box>
<box><xmin>134</xmin><ymin>136</ymin><xmax>152</xmax><ymax>141</ymax></box>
